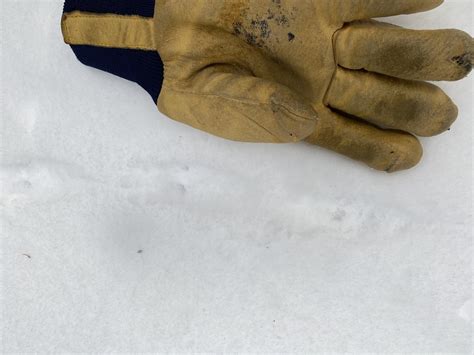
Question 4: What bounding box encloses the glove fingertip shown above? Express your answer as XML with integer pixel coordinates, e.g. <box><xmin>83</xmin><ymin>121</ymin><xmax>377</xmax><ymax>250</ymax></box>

<box><xmin>385</xmin><ymin>135</ymin><xmax>423</xmax><ymax>173</ymax></box>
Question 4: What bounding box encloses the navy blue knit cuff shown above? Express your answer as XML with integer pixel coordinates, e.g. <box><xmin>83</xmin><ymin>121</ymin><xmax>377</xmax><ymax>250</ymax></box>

<box><xmin>63</xmin><ymin>0</ymin><xmax>164</xmax><ymax>102</ymax></box>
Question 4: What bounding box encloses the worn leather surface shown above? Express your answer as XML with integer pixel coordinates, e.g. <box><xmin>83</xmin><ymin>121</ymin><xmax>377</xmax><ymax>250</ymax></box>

<box><xmin>60</xmin><ymin>1</ymin><xmax>473</xmax><ymax>172</ymax></box>
<box><xmin>153</xmin><ymin>0</ymin><xmax>472</xmax><ymax>172</ymax></box>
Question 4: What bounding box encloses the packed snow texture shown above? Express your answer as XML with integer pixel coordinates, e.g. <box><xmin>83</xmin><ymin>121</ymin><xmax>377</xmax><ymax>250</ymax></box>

<box><xmin>1</xmin><ymin>0</ymin><xmax>472</xmax><ymax>353</ymax></box>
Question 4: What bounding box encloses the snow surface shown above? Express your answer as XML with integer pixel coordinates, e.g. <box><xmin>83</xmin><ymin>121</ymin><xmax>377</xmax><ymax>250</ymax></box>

<box><xmin>1</xmin><ymin>0</ymin><xmax>472</xmax><ymax>353</ymax></box>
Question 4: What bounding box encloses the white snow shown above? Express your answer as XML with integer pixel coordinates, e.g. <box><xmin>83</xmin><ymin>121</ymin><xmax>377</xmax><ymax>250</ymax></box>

<box><xmin>1</xmin><ymin>0</ymin><xmax>472</xmax><ymax>353</ymax></box>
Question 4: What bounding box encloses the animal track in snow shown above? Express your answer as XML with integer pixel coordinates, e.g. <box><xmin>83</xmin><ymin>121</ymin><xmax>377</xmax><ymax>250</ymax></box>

<box><xmin>0</xmin><ymin>158</ymin><xmax>91</xmax><ymax>206</ymax></box>
<box><xmin>118</xmin><ymin>161</ymin><xmax>191</xmax><ymax>207</ymax></box>
<box><xmin>458</xmin><ymin>299</ymin><xmax>472</xmax><ymax>322</ymax></box>
<box><xmin>117</xmin><ymin>159</ymin><xmax>255</xmax><ymax>210</ymax></box>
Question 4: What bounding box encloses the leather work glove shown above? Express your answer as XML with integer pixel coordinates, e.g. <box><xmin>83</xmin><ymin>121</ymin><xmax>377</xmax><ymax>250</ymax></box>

<box><xmin>61</xmin><ymin>0</ymin><xmax>473</xmax><ymax>172</ymax></box>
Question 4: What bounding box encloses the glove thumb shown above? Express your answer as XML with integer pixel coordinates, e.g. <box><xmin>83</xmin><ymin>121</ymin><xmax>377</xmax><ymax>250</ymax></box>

<box><xmin>158</xmin><ymin>65</ymin><xmax>318</xmax><ymax>143</ymax></box>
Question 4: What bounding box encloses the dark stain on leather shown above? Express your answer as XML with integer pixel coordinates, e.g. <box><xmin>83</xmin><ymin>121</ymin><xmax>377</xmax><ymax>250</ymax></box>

<box><xmin>233</xmin><ymin>22</ymin><xmax>265</xmax><ymax>47</ymax></box>
<box><xmin>251</xmin><ymin>19</ymin><xmax>271</xmax><ymax>39</ymax></box>
<box><xmin>231</xmin><ymin>1</ymin><xmax>297</xmax><ymax>48</ymax></box>
<box><xmin>452</xmin><ymin>54</ymin><xmax>472</xmax><ymax>74</ymax></box>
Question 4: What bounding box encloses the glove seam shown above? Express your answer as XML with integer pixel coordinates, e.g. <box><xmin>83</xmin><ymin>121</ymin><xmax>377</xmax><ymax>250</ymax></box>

<box><xmin>322</xmin><ymin>25</ymin><xmax>345</xmax><ymax>107</ymax></box>
<box><xmin>161</xmin><ymin>85</ymin><xmax>315</xmax><ymax>122</ymax></box>
<box><xmin>238</xmin><ymin>111</ymin><xmax>287</xmax><ymax>142</ymax></box>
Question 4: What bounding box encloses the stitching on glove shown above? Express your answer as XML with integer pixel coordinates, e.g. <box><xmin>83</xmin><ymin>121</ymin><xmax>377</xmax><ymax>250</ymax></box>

<box><xmin>322</xmin><ymin>24</ymin><xmax>346</xmax><ymax>107</ymax></box>
<box><xmin>161</xmin><ymin>85</ymin><xmax>314</xmax><ymax>122</ymax></box>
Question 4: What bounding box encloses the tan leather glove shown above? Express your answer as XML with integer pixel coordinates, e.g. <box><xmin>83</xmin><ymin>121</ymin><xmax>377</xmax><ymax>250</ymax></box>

<box><xmin>62</xmin><ymin>0</ymin><xmax>473</xmax><ymax>172</ymax></box>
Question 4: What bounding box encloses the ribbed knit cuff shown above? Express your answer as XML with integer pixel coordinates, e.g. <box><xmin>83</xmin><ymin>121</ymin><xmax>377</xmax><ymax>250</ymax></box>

<box><xmin>62</xmin><ymin>0</ymin><xmax>164</xmax><ymax>102</ymax></box>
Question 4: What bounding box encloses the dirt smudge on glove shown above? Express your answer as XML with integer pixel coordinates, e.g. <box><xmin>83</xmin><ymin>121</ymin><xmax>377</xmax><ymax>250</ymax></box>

<box><xmin>227</xmin><ymin>0</ymin><xmax>297</xmax><ymax>48</ymax></box>
<box><xmin>452</xmin><ymin>53</ymin><xmax>472</xmax><ymax>74</ymax></box>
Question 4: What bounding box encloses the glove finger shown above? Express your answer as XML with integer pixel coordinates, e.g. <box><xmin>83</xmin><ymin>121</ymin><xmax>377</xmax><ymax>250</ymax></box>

<box><xmin>305</xmin><ymin>109</ymin><xmax>423</xmax><ymax>173</ymax></box>
<box><xmin>338</xmin><ymin>0</ymin><xmax>443</xmax><ymax>22</ymax></box>
<box><xmin>158</xmin><ymin>66</ymin><xmax>317</xmax><ymax>143</ymax></box>
<box><xmin>325</xmin><ymin>67</ymin><xmax>458</xmax><ymax>137</ymax></box>
<box><xmin>335</xmin><ymin>20</ymin><xmax>474</xmax><ymax>81</ymax></box>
